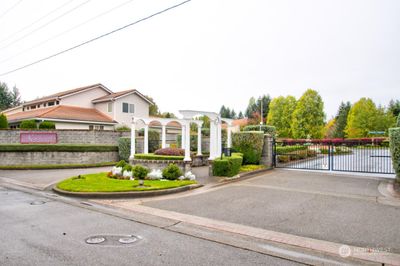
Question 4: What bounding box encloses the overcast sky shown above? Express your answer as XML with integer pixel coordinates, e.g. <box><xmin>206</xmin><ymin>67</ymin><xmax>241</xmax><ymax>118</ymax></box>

<box><xmin>0</xmin><ymin>0</ymin><xmax>399</xmax><ymax>119</ymax></box>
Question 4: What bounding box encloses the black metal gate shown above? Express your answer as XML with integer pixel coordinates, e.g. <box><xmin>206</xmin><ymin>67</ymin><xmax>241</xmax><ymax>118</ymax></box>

<box><xmin>273</xmin><ymin>139</ymin><xmax>395</xmax><ymax>174</ymax></box>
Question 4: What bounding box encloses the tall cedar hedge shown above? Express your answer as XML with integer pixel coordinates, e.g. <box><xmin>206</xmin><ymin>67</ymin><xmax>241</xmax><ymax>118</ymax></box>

<box><xmin>389</xmin><ymin>127</ymin><xmax>400</xmax><ymax>181</ymax></box>
<box><xmin>232</xmin><ymin>131</ymin><xmax>264</xmax><ymax>164</ymax></box>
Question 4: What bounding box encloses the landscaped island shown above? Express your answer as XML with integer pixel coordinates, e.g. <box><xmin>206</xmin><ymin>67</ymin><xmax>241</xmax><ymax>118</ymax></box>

<box><xmin>57</xmin><ymin>172</ymin><xmax>196</xmax><ymax>192</ymax></box>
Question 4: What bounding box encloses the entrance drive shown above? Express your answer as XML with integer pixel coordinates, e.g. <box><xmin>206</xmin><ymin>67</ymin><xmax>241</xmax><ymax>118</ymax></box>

<box><xmin>274</xmin><ymin>139</ymin><xmax>395</xmax><ymax>174</ymax></box>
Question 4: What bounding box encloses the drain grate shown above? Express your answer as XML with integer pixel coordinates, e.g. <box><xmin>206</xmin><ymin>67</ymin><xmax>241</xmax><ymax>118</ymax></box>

<box><xmin>85</xmin><ymin>235</ymin><xmax>140</xmax><ymax>246</ymax></box>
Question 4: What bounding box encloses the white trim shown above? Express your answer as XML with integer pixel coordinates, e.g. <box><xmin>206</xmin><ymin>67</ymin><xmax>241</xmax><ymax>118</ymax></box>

<box><xmin>58</xmin><ymin>84</ymin><xmax>113</xmax><ymax>100</ymax></box>
<box><xmin>92</xmin><ymin>90</ymin><xmax>154</xmax><ymax>105</ymax></box>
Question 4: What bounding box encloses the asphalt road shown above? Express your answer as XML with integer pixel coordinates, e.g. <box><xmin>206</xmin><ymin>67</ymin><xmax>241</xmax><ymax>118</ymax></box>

<box><xmin>0</xmin><ymin>186</ymin><xmax>300</xmax><ymax>266</ymax></box>
<box><xmin>143</xmin><ymin>169</ymin><xmax>400</xmax><ymax>253</ymax></box>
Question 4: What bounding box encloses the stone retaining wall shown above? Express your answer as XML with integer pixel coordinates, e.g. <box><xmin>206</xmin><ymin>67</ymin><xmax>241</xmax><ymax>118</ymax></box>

<box><xmin>0</xmin><ymin>129</ymin><xmax>130</xmax><ymax>145</ymax></box>
<box><xmin>0</xmin><ymin>151</ymin><xmax>118</xmax><ymax>165</ymax></box>
<box><xmin>130</xmin><ymin>159</ymin><xmax>192</xmax><ymax>173</ymax></box>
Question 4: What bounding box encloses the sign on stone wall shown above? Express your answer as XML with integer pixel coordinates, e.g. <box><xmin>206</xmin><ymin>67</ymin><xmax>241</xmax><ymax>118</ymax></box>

<box><xmin>20</xmin><ymin>132</ymin><xmax>58</xmax><ymax>144</ymax></box>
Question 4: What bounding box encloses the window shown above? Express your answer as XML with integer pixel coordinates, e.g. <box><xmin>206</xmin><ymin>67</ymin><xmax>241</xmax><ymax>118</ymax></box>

<box><xmin>89</xmin><ymin>125</ymin><xmax>94</xmax><ymax>130</ymax></box>
<box><xmin>122</xmin><ymin>102</ymin><xmax>134</xmax><ymax>113</ymax></box>
<box><xmin>48</xmin><ymin>102</ymin><xmax>54</xmax><ymax>106</ymax></box>
<box><xmin>122</xmin><ymin>103</ymin><xmax>129</xmax><ymax>113</ymax></box>
<box><xmin>107</xmin><ymin>102</ymin><xmax>113</xmax><ymax>112</ymax></box>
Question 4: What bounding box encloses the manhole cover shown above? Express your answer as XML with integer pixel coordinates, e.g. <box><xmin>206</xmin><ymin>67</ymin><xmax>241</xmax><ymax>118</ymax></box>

<box><xmin>86</xmin><ymin>237</ymin><xmax>106</xmax><ymax>244</ymax></box>
<box><xmin>118</xmin><ymin>236</ymin><xmax>137</xmax><ymax>244</ymax></box>
<box><xmin>85</xmin><ymin>235</ymin><xmax>141</xmax><ymax>246</ymax></box>
<box><xmin>30</xmin><ymin>200</ymin><xmax>46</xmax><ymax>205</ymax></box>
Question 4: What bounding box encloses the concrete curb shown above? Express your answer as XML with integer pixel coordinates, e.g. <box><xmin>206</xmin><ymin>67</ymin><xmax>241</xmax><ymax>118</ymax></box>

<box><xmin>52</xmin><ymin>184</ymin><xmax>203</xmax><ymax>198</ymax></box>
<box><xmin>215</xmin><ymin>168</ymin><xmax>273</xmax><ymax>186</ymax></box>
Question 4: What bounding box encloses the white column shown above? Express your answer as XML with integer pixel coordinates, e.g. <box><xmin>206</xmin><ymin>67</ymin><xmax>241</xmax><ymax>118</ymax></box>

<box><xmin>144</xmin><ymin>124</ymin><xmax>149</xmax><ymax>154</ymax></box>
<box><xmin>184</xmin><ymin>122</ymin><xmax>191</xmax><ymax>161</ymax></box>
<box><xmin>197</xmin><ymin>125</ymin><xmax>202</xmax><ymax>155</ymax></box>
<box><xmin>129</xmin><ymin>122</ymin><xmax>136</xmax><ymax>160</ymax></box>
<box><xmin>217</xmin><ymin>119</ymin><xmax>222</xmax><ymax>156</ymax></box>
<box><xmin>161</xmin><ymin>125</ymin><xmax>166</xmax><ymax>149</ymax></box>
<box><xmin>227</xmin><ymin>126</ymin><xmax>232</xmax><ymax>149</ymax></box>
<box><xmin>209</xmin><ymin>121</ymin><xmax>215</xmax><ymax>160</ymax></box>
<box><xmin>181</xmin><ymin>125</ymin><xmax>185</xmax><ymax>149</ymax></box>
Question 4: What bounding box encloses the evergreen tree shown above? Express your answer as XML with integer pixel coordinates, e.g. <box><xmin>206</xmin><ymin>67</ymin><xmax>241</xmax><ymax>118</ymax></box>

<box><xmin>0</xmin><ymin>114</ymin><xmax>8</xmax><ymax>129</ymax></box>
<box><xmin>238</xmin><ymin>111</ymin><xmax>244</xmax><ymax>119</ymax></box>
<box><xmin>388</xmin><ymin>99</ymin><xmax>400</xmax><ymax>117</ymax></box>
<box><xmin>291</xmin><ymin>89</ymin><xmax>325</xmax><ymax>139</ymax></box>
<box><xmin>332</xmin><ymin>101</ymin><xmax>351</xmax><ymax>138</ymax></box>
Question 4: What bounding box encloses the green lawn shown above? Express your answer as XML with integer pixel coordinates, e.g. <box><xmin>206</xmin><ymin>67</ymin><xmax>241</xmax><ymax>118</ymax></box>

<box><xmin>56</xmin><ymin>172</ymin><xmax>196</xmax><ymax>192</ymax></box>
<box><xmin>239</xmin><ymin>164</ymin><xmax>266</xmax><ymax>173</ymax></box>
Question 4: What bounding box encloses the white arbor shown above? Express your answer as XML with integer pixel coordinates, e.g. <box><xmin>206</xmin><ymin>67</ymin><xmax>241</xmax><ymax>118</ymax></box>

<box><xmin>129</xmin><ymin>110</ymin><xmax>234</xmax><ymax>162</ymax></box>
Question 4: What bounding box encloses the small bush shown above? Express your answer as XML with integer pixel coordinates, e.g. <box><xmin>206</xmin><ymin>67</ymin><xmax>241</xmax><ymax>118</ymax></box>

<box><xmin>154</xmin><ymin>147</ymin><xmax>184</xmax><ymax>156</ymax></box>
<box><xmin>243</xmin><ymin>125</ymin><xmax>276</xmax><ymax>136</ymax></box>
<box><xmin>118</xmin><ymin>137</ymin><xmax>131</xmax><ymax>161</ymax></box>
<box><xmin>132</xmin><ymin>164</ymin><xmax>149</xmax><ymax>180</ymax></box>
<box><xmin>0</xmin><ymin>114</ymin><xmax>8</xmax><ymax>129</ymax></box>
<box><xmin>38</xmin><ymin>121</ymin><xmax>55</xmax><ymax>129</ymax></box>
<box><xmin>134</xmin><ymin>153</ymin><xmax>184</xmax><ymax>161</ymax></box>
<box><xmin>116</xmin><ymin>125</ymin><xmax>131</xmax><ymax>131</ymax></box>
<box><xmin>20</xmin><ymin>120</ymin><xmax>37</xmax><ymax>129</ymax></box>
<box><xmin>162</xmin><ymin>164</ymin><xmax>183</xmax><ymax>180</ymax></box>
<box><xmin>232</xmin><ymin>132</ymin><xmax>264</xmax><ymax>164</ymax></box>
<box><xmin>212</xmin><ymin>154</ymin><xmax>243</xmax><ymax>177</ymax></box>
<box><xmin>122</xmin><ymin>164</ymin><xmax>133</xmax><ymax>173</ymax></box>
<box><xmin>397</xmin><ymin>114</ymin><xmax>400</xmax><ymax>127</ymax></box>
<box><xmin>116</xmin><ymin>160</ymin><xmax>127</xmax><ymax>168</ymax></box>
<box><xmin>389</xmin><ymin>127</ymin><xmax>400</xmax><ymax>181</ymax></box>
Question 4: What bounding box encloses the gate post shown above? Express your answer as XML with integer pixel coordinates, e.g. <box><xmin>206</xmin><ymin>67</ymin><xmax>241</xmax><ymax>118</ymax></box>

<box><xmin>260</xmin><ymin>134</ymin><xmax>274</xmax><ymax>169</ymax></box>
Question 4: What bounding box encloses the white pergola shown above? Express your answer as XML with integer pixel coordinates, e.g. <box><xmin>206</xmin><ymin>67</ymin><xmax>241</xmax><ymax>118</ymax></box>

<box><xmin>129</xmin><ymin>110</ymin><xmax>234</xmax><ymax>162</ymax></box>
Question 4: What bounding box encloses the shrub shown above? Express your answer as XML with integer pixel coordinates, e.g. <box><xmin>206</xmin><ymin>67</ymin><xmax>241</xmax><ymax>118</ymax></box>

<box><xmin>122</xmin><ymin>164</ymin><xmax>133</xmax><ymax>173</ymax></box>
<box><xmin>240</xmin><ymin>164</ymin><xmax>265</xmax><ymax>172</ymax></box>
<box><xmin>118</xmin><ymin>137</ymin><xmax>131</xmax><ymax>161</ymax></box>
<box><xmin>397</xmin><ymin>114</ymin><xmax>400</xmax><ymax>127</ymax></box>
<box><xmin>162</xmin><ymin>164</ymin><xmax>183</xmax><ymax>180</ymax></box>
<box><xmin>232</xmin><ymin>132</ymin><xmax>264</xmax><ymax>164</ymax></box>
<box><xmin>20</xmin><ymin>120</ymin><xmax>37</xmax><ymax>129</ymax></box>
<box><xmin>243</xmin><ymin>125</ymin><xmax>276</xmax><ymax>137</ymax></box>
<box><xmin>116</xmin><ymin>160</ymin><xmax>127</xmax><ymax>168</ymax></box>
<box><xmin>389</xmin><ymin>127</ymin><xmax>400</xmax><ymax>181</ymax></box>
<box><xmin>132</xmin><ymin>164</ymin><xmax>149</xmax><ymax>180</ymax></box>
<box><xmin>0</xmin><ymin>114</ymin><xmax>8</xmax><ymax>129</ymax></box>
<box><xmin>38</xmin><ymin>121</ymin><xmax>55</xmax><ymax>129</ymax></box>
<box><xmin>134</xmin><ymin>154</ymin><xmax>184</xmax><ymax>161</ymax></box>
<box><xmin>154</xmin><ymin>147</ymin><xmax>184</xmax><ymax>156</ymax></box>
<box><xmin>212</xmin><ymin>154</ymin><xmax>243</xmax><ymax>177</ymax></box>
<box><xmin>116</xmin><ymin>125</ymin><xmax>131</xmax><ymax>131</ymax></box>
<box><xmin>276</xmin><ymin>145</ymin><xmax>307</xmax><ymax>154</ymax></box>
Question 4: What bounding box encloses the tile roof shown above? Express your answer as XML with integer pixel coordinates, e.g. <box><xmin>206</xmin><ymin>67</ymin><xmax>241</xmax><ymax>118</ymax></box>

<box><xmin>24</xmin><ymin>83</ymin><xmax>110</xmax><ymax>105</ymax></box>
<box><xmin>6</xmin><ymin>105</ymin><xmax>117</xmax><ymax>124</ymax></box>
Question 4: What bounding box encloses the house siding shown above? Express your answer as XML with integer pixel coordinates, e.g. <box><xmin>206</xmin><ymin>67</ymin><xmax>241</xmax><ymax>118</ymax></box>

<box><xmin>60</xmin><ymin>87</ymin><xmax>109</xmax><ymax>108</ymax></box>
<box><xmin>113</xmin><ymin>93</ymin><xmax>150</xmax><ymax>126</ymax></box>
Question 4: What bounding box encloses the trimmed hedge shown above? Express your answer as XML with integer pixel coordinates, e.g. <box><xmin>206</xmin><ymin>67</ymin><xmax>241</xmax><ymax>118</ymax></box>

<box><xmin>232</xmin><ymin>131</ymin><xmax>264</xmax><ymax>164</ymax></box>
<box><xmin>0</xmin><ymin>114</ymin><xmax>8</xmax><ymax>129</ymax></box>
<box><xmin>243</xmin><ymin>125</ymin><xmax>276</xmax><ymax>136</ymax></box>
<box><xmin>389</xmin><ymin>127</ymin><xmax>400</xmax><ymax>180</ymax></box>
<box><xmin>20</xmin><ymin>120</ymin><xmax>37</xmax><ymax>129</ymax></box>
<box><xmin>154</xmin><ymin>147</ymin><xmax>184</xmax><ymax>156</ymax></box>
<box><xmin>118</xmin><ymin>137</ymin><xmax>131</xmax><ymax>161</ymax></box>
<box><xmin>38</xmin><ymin>121</ymin><xmax>55</xmax><ymax>129</ymax></box>
<box><xmin>0</xmin><ymin>144</ymin><xmax>118</xmax><ymax>152</ymax></box>
<box><xmin>276</xmin><ymin>145</ymin><xmax>307</xmax><ymax>154</ymax></box>
<box><xmin>134</xmin><ymin>153</ymin><xmax>184</xmax><ymax>161</ymax></box>
<box><xmin>212</xmin><ymin>153</ymin><xmax>243</xmax><ymax>177</ymax></box>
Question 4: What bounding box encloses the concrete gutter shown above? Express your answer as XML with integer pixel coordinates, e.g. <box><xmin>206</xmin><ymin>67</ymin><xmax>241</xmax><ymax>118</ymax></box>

<box><xmin>216</xmin><ymin>167</ymin><xmax>273</xmax><ymax>186</ymax></box>
<box><xmin>52</xmin><ymin>183</ymin><xmax>202</xmax><ymax>198</ymax></box>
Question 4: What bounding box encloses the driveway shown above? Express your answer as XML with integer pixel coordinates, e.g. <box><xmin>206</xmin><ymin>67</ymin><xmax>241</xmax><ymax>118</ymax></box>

<box><xmin>112</xmin><ymin>169</ymin><xmax>400</xmax><ymax>255</ymax></box>
<box><xmin>0</xmin><ymin>167</ymin><xmax>112</xmax><ymax>190</ymax></box>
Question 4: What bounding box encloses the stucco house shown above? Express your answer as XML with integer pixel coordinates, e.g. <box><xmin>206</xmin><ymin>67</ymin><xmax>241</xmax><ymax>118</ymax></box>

<box><xmin>2</xmin><ymin>83</ymin><xmax>154</xmax><ymax>130</ymax></box>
